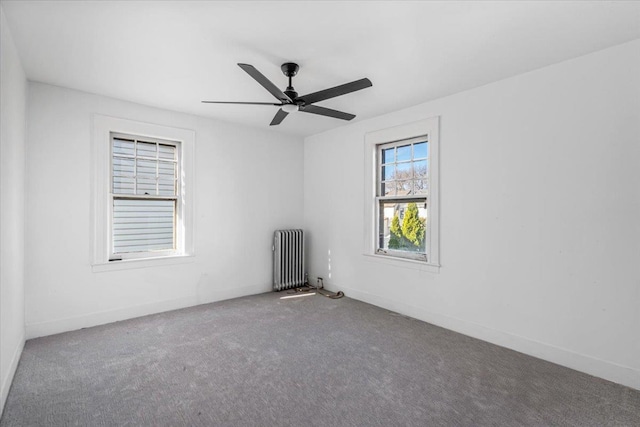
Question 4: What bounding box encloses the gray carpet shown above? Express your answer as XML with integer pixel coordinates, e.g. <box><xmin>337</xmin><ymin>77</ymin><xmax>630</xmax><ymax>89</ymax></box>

<box><xmin>1</xmin><ymin>292</ymin><xmax>639</xmax><ymax>426</ymax></box>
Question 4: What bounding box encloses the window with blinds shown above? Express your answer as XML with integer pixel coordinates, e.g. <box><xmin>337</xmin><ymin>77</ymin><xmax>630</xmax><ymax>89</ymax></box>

<box><xmin>110</xmin><ymin>134</ymin><xmax>179</xmax><ymax>258</ymax></box>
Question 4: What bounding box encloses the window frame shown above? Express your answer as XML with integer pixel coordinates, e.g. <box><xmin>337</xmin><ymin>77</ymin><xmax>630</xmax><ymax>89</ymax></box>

<box><xmin>363</xmin><ymin>117</ymin><xmax>440</xmax><ymax>271</ymax></box>
<box><xmin>91</xmin><ymin>115</ymin><xmax>195</xmax><ymax>271</ymax></box>
<box><xmin>109</xmin><ymin>132</ymin><xmax>181</xmax><ymax>261</ymax></box>
<box><xmin>376</xmin><ymin>136</ymin><xmax>429</xmax><ymax>262</ymax></box>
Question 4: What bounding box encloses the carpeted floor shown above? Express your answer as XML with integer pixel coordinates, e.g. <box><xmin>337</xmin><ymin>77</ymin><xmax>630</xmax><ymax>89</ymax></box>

<box><xmin>1</xmin><ymin>292</ymin><xmax>639</xmax><ymax>426</ymax></box>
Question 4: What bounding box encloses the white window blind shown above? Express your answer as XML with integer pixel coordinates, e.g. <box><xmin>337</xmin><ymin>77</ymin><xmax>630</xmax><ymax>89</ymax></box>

<box><xmin>111</xmin><ymin>134</ymin><xmax>179</xmax><ymax>256</ymax></box>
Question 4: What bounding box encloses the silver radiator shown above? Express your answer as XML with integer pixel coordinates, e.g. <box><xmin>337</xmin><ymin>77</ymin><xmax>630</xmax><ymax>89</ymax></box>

<box><xmin>273</xmin><ymin>229</ymin><xmax>305</xmax><ymax>291</ymax></box>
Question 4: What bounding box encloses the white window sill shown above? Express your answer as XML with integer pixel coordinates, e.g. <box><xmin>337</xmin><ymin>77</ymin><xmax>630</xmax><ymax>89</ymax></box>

<box><xmin>362</xmin><ymin>253</ymin><xmax>440</xmax><ymax>273</ymax></box>
<box><xmin>92</xmin><ymin>254</ymin><xmax>195</xmax><ymax>273</ymax></box>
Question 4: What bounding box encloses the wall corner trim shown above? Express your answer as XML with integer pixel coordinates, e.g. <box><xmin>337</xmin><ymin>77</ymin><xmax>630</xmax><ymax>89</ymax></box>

<box><xmin>0</xmin><ymin>332</ymin><xmax>25</xmax><ymax>418</ymax></box>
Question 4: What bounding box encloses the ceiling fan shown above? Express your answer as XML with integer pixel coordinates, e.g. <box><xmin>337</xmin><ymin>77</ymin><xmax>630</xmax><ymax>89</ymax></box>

<box><xmin>202</xmin><ymin>62</ymin><xmax>372</xmax><ymax>126</ymax></box>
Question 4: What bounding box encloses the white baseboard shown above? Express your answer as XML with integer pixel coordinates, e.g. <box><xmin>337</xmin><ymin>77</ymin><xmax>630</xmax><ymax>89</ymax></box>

<box><xmin>1</xmin><ymin>332</ymin><xmax>25</xmax><ymax>418</ymax></box>
<box><xmin>26</xmin><ymin>284</ymin><xmax>269</xmax><ymax>339</ymax></box>
<box><xmin>323</xmin><ymin>280</ymin><xmax>640</xmax><ymax>391</ymax></box>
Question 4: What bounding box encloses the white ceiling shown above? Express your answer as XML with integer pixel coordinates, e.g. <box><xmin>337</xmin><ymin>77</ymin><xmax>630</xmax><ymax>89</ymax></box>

<box><xmin>3</xmin><ymin>1</ymin><xmax>639</xmax><ymax>137</ymax></box>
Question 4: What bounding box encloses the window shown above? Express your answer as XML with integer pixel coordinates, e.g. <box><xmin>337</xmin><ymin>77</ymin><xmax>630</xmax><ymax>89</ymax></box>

<box><xmin>91</xmin><ymin>115</ymin><xmax>194</xmax><ymax>270</ymax></box>
<box><xmin>364</xmin><ymin>117</ymin><xmax>439</xmax><ymax>268</ymax></box>
<box><xmin>110</xmin><ymin>134</ymin><xmax>180</xmax><ymax>260</ymax></box>
<box><xmin>377</xmin><ymin>137</ymin><xmax>429</xmax><ymax>261</ymax></box>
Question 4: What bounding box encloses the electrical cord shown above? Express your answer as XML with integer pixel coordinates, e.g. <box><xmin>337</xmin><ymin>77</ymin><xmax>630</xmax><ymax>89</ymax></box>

<box><xmin>316</xmin><ymin>288</ymin><xmax>345</xmax><ymax>299</ymax></box>
<box><xmin>285</xmin><ymin>278</ymin><xmax>345</xmax><ymax>299</ymax></box>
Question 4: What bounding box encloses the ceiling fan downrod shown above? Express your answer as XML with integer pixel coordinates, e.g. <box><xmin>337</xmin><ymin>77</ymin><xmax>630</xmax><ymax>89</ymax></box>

<box><xmin>281</xmin><ymin>62</ymin><xmax>300</xmax><ymax>102</ymax></box>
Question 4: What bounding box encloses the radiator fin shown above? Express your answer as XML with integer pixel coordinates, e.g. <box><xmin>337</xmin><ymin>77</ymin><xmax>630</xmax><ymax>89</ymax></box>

<box><xmin>273</xmin><ymin>229</ymin><xmax>304</xmax><ymax>291</ymax></box>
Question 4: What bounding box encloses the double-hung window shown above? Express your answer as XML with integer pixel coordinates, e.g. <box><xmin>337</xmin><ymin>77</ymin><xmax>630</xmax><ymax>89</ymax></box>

<box><xmin>91</xmin><ymin>115</ymin><xmax>194</xmax><ymax>270</ymax></box>
<box><xmin>376</xmin><ymin>137</ymin><xmax>429</xmax><ymax>261</ymax></box>
<box><xmin>110</xmin><ymin>133</ymin><xmax>179</xmax><ymax>260</ymax></box>
<box><xmin>364</xmin><ymin>117</ymin><xmax>439</xmax><ymax>268</ymax></box>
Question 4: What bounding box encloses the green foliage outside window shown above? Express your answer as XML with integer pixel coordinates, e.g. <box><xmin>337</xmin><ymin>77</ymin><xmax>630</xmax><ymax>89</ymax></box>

<box><xmin>402</xmin><ymin>203</ymin><xmax>425</xmax><ymax>247</ymax></box>
<box><xmin>388</xmin><ymin>212</ymin><xmax>403</xmax><ymax>249</ymax></box>
<box><xmin>388</xmin><ymin>202</ymin><xmax>425</xmax><ymax>251</ymax></box>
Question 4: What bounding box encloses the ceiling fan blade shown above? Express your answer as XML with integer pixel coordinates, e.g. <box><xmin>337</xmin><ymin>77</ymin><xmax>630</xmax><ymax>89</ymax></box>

<box><xmin>201</xmin><ymin>101</ymin><xmax>282</xmax><ymax>106</ymax></box>
<box><xmin>299</xmin><ymin>104</ymin><xmax>355</xmax><ymax>121</ymax></box>
<box><xmin>298</xmin><ymin>78</ymin><xmax>372</xmax><ymax>105</ymax></box>
<box><xmin>270</xmin><ymin>108</ymin><xmax>289</xmax><ymax>126</ymax></box>
<box><xmin>238</xmin><ymin>63</ymin><xmax>291</xmax><ymax>103</ymax></box>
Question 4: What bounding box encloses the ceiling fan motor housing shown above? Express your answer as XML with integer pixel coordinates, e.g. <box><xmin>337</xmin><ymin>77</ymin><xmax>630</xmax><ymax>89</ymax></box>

<box><xmin>281</xmin><ymin>62</ymin><xmax>299</xmax><ymax>77</ymax></box>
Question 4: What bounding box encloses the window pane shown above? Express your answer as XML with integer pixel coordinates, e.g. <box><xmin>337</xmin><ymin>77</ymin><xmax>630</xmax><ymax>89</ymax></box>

<box><xmin>136</xmin><ymin>159</ymin><xmax>156</xmax><ymax>178</ymax></box>
<box><xmin>414</xmin><ymin>179</ymin><xmax>429</xmax><ymax>195</ymax></box>
<box><xmin>396</xmin><ymin>180</ymin><xmax>412</xmax><ymax>195</ymax></box>
<box><xmin>397</xmin><ymin>145</ymin><xmax>411</xmax><ymax>162</ymax></box>
<box><xmin>378</xmin><ymin>201</ymin><xmax>427</xmax><ymax>254</ymax></box>
<box><xmin>137</xmin><ymin>141</ymin><xmax>157</xmax><ymax>158</ymax></box>
<box><xmin>158</xmin><ymin>179</ymin><xmax>176</xmax><ymax>196</ymax></box>
<box><xmin>382</xmin><ymin>165</ymin><xmax>394</xmax><ymax>181</ymax></box>
<box><xmin>112</xmin><ymin>157</ymin><xmax>134</xmax><ymax>176</ymax></box>
<box><xmin>396</xmin><ymin>162</ymin><xmax>412</xmax><ymax>179</ymax></box>
<box><xmin>113</xmin><ymin>177</ymin><xmax>135</xmax><ymax>194</ymax></box>
<box><xmin>113</xmin><ymin>199</ymin><xmax>175</xmax><ymax>253</ymax></box>
<box><xmin>158</xmin><ymin>144</ymin><xmax>176</xmax><ymax>160</ymax></box>
<box><xmin>381</xmin><ymin>148</ymin><xmax>394</xmax><ymax>164</ymax></box>
<box><xmin>137</xmin><ymin>179</ymin><xmax>156</xmax><ymax>195</ymax></box>
<box><xmin>413</xmin><ymin>142</ymin><xmax>428</xmax><ymax>159</ymax></box>
<box><xmin>158</xmin><ymin>161</ymin><xmax>175</xmax><ymax>179</ymax></box>
<box><xmin>113</xmin><ymin>138</ymin><xmax>134</xmax><ymax>156</ymax></box>
<box><xmin>413</xmin><ymin>160</ymin><xmax>428</xmax><ymax>178</ymax></box>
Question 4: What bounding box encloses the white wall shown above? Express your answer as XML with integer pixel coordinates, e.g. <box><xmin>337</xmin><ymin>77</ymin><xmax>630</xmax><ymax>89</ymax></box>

<box><xmin>304</xmin><ymin>40</ymin><xmax>640</xmax><ymax>390</ymax></box>
<box><xmin>25</xmin><ymin>83</ymin><xmax>304</xmax><ymax>338</ymax></box>
<box><xmin>0</xmin><ymin>6</ymin><xmax>27</xmax><ymax>415</ymax></box>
